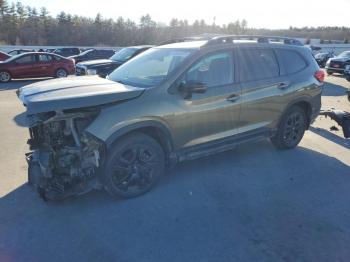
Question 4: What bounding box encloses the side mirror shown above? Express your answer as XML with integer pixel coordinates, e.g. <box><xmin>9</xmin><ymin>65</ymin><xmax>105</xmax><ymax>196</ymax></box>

<box><xmin>178</xmin><ymin>80</ymin><xmax>207</xmax><ymax>99</ymax></box>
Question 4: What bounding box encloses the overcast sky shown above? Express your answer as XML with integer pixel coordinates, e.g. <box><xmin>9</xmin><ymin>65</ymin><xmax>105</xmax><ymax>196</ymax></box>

<box><xmin>16</xmin><ymin>0</ymin><xmax>350</xmax><ymax>29</ymax></box>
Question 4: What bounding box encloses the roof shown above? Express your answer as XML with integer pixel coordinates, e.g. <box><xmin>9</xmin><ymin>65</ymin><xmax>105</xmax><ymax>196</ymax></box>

<box><xmin>158</xmin><ymin>35</ymin><xmax>304</xmax><ymax>49</ymax></box>
<box><xmin>157</xmin><ymin>41</ymin><xmax>207</xmax><ymax>49</ymax></box>
<box><xmin>127</xmin><ymin>45</ymin><xmax>154</xmax><ymax>49</ymax></box>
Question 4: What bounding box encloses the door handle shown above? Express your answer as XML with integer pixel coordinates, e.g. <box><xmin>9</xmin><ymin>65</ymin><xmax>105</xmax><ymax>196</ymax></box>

<box><xmin>227</xmin><ymin>94</ymin><xmax>240</xmax><ymax>102</ymax></box>
<box><xmin>277</xmin><ymin>82</ymin><xmax>290</xmax><ymax>90</ymax></box>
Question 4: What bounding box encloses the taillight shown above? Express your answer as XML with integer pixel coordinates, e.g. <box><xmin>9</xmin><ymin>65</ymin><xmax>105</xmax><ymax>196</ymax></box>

<box><xmin>314</xmin><ymin>70</ymin><xmax>325</xmax><ymax>83</ymax></box>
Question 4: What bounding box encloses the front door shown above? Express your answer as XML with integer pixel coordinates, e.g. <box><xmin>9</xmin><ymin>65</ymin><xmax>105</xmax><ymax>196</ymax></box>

<box><xmin>10</xmin><ymin>54</ymin><xmax>37</xmax><ymax>78</ymax></box>
<box><xmin>172</xmin><ymin>50</ymin><xmax>241</xmax><ymax>148</ymax></box>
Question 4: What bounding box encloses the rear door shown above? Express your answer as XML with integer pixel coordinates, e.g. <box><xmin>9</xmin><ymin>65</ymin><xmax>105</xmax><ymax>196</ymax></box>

<box><xmin>237</xmin><ymin>47</ymin><xmax>288</xmax><ymax>133</ymax></box>
<box><xmin>35</xmin><ymin>54</ymin><xmax>55</xmax><ymax>77</ymax></box>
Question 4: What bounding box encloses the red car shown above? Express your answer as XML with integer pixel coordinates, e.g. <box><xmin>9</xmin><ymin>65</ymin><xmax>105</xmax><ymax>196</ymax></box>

<box><xmin>0</xmin><ymin>52</ymin><xmax>75</xmax><ymax>83</ymax></box>
<box><xmin>0</xmin><ymin>51</ymin><xmax>10</xmax><ymax>61</ymax></box>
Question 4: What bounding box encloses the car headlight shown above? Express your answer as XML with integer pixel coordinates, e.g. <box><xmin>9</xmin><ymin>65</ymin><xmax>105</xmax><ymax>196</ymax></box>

<box><xmin>86</xmin><ymin>69</ymin><xmax>97</xmax><ymax>75</ymax></box>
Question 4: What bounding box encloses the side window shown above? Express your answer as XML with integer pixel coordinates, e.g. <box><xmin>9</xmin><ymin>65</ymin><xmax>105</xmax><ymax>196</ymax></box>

<box><xmin>185</xmin><ymin>51</ymin><xmax>234</xmax><ymax>88</ymax></box>
<box><xmin>53</xmin><ymin>55</ymin><xmax>62</xmax><ymax>61</ymax></box>
<box><xmin>275</xmin><ymin>49</ymin><xmax>307</xmax><ymax>75</ymax></box>
<box><xmin>15</xmin><ymin>55</ymin><xmax>35</xmax><ymax>64</ymax></box>
<box><xmin>238</xmin><ymin>48</ymin><xmax>279</xmax><ymax>82</ymax></box>
<box><xmin>38</xmin><ymin>55</ymin><xmax>52</xmax><ymax>62</ymax></box>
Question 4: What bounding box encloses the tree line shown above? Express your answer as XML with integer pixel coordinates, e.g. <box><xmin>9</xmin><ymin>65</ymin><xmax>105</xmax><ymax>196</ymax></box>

<box><xmin>0</xmin><ymin>0</ymin><xmax>350</xmax><ymax>47</ymax></box>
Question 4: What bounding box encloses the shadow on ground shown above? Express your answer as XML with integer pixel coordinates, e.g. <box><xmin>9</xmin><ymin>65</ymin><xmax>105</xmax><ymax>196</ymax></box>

<box><xmin>309</xmin><ymin>126</ymin><xmax>350</xmax><ymax>149</ymax></box>
<box><xmin>1</xmin><ymin>141</ymin><xmax>350</xmax><ymax>262</ymax></box>
<box><xmin>323</xmin><ymin>81</ymin><xmax>349</xmax><ymax>96</ymax></box>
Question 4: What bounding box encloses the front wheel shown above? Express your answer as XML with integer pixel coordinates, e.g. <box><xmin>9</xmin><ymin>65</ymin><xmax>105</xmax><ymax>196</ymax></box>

<box><xmin>55</xmin><ymin>68</ymin><xmax>68</xmax><ymax>78</ymax></box>
<box><xmin>0</xmin><ymin>71</ymin><xmax>11</xmax><ymax>83</ymax></box>
<box><xmin>271</xmin><ymin>106</ymin><xmax>307</xmax><ymax>150</ymax></box>
<box><xmin>103</xmin><ymin>133</ymin><xmax>165</xmax><ymax>199</ymax></box>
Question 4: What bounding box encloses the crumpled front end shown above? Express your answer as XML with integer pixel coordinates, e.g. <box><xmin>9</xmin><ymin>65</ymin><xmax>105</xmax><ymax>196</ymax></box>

<box><xmin>25</xmin><ymin>109</ymin><xmax>104</xmax><ymax>200</ymax></box>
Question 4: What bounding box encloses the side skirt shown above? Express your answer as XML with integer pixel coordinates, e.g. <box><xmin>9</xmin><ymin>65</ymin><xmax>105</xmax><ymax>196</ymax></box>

<box><xmin>174</xmin><ymin>128</ymin><xmax>273</xmax><ymax>163</ymax></box>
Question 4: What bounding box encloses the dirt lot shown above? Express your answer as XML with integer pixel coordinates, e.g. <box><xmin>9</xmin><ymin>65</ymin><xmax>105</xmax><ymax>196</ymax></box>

<box><xmin>0</xmin><ymin>75</ymin><xmax>349</xmax><ymax>262</ymax></box>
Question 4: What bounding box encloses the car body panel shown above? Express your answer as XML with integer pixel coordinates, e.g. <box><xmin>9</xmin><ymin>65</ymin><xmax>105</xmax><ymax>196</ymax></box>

<box><xmin>86</xmin><ymin>43</ymin><xmax>322</xmax><ymax>151</ymax></box>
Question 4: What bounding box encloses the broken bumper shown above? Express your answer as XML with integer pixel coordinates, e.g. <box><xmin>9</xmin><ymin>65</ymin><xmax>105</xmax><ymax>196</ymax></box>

<box><xmin>319</xmin><ymin>110</ymin><xmax>350</xmax><ymax>138</ymax></box>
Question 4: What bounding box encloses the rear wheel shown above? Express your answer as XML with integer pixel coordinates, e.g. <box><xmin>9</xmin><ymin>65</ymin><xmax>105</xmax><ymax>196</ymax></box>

<box><xmin>0</xmin><ymin>71</ymin><xmax>11</xmax><ymax>83</ymax></box>
<box><xmin>103</xmin><ymin>133</ymin><xmax>165</xmax><ymax>198</ymax></box>
<box><xmin>55</xmin><ymin>68</ymin><xmax>68</xmax><ymax>78</ymax></box>
<box><xmin>271</xmin><ymin>106</ymin><xmax>307</xmax><ymax>149</ymax></box>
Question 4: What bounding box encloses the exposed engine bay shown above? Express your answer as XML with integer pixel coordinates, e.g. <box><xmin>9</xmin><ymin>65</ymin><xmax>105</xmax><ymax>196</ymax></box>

<box><xmin>26</xmin><ymin>108</ymin><xmax>104</xmax><ymax>200</ymax></box>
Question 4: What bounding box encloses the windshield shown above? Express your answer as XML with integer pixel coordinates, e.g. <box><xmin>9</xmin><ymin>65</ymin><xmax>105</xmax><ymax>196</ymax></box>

<box><xmin>315</xmin><ymin>53</ymin><xmax>327</xmax><ymax>58</ymax></box>
<box><xmin>108</xmin><ymin>48</ymin><xmax>195</xmax><ymax>88</ymax></box>
<box><xmin>110</xmin><ymin>48</ymin><xmax>138</xmax><ymax>62</ymax></box>
<box><xmin>78</xmin><ymin>49</ymin><xmax>93</xmax><ymax>56</ymax></box>
<box><xmin>338</xmin><ymin>51</ymin><xmax>350</xmax><ymax>58</ymax></box>
<box><xmin>4</xmin><ymin>53</ymin><xmax>23</xmax><ymax>62</ymax></box>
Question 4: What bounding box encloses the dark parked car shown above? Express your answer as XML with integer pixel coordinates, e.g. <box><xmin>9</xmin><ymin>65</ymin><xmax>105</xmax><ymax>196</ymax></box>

<box><xmin>53</xmin><ymin>47</ymin><xmax>80</xmax><ymax>57</ymax></box>
<box><xmin>325</xmin><ymin>51</ymin><xmax>350</xmax><ymax>75</ymax></box>
<box><xmin>344</xmin><ymin>64</ymin><xmax>350</xmax><ymax>82</ymax></box>
<box><xmin>75</xmin><ymin>46</ymin><xmax>152</xmax><ymax>77</ymax></box>
<box><xmin>0</xmin><ymin>51</ymin><xmax>10</xmax><ymax>61</ymax></box>
<box><xmin>0</xmin><ymin>52</ymin><xmax>75</xmax><ymax>83</ymax></box>
<box><xmin>70</xmin><ymin>49</ymin><xmax>116</xmax><ymax>64</ymax></box>
<box><xmin>314</xmin><ymin>52</ymin><xmax>334</xmax><ymax>67</ymax></box>
<box><xmin>7</xmin><ymin>49</ymin><xmax>35</xmax><ymax>55</ymax></box>
<box><xmin>17</xmin><ymin>35</ymin><xmax>323</xmax><ymax>200</ymax></box>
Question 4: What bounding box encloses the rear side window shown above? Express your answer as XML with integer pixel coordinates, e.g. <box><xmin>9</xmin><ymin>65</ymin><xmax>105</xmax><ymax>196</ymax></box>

<box><xmin>275</xmin><ymin>49</ymin><xmax>307</xmax><ymax>75</ymax></box>
<box><xmin>238</xmin><ymin>48</ymin><xmax>279</xmax><ymax>82</ymax></box>
<box><xmin>38</xmin><ymin>55</ymin><xmax>52</xmax><ymax>62</ymax></box>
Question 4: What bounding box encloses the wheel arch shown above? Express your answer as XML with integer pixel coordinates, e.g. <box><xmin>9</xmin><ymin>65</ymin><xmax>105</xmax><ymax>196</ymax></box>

<box><xmin>105</xmin><ymin>120</ymin><xmax>175</xmax><ymax>163</ymax></box>
<box><xmin>282</xmin><ymin>98</ymin><xmax>313</xmax><ymax>128</ymax></box>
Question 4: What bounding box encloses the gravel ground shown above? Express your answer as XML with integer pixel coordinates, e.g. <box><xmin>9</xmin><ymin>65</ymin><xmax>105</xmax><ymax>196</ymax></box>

<box><xmin>0</xmin><ymin>75</ymin><xmax>349</xmax><ymax>262</ymax></box>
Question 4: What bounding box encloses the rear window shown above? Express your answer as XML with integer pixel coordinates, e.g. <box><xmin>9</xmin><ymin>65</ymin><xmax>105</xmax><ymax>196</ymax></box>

<box><xmin>275</xmin><ymin>49</ymin><xmax>307</xmax><ymax>75</ymax></box>
<box><xmin>238</xmin><ymin>48</ymin><xmax>279</xmax><ymax>82</ymax></box>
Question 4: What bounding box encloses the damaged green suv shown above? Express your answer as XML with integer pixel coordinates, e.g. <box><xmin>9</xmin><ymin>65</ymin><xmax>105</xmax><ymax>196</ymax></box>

<box><xmin>18</xmin><ymin>35</ymin><xmax>323</xmax><ymax>200</ymax></box>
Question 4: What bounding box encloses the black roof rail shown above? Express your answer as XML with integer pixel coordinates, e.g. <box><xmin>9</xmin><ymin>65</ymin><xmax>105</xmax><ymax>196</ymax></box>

<box><xmin>158</xmin><ymin>35</ymin><xmax>216</xmax><ymax>46</ymax></box>
<box><xmin>205</xmin><ymin>35</ymin><xmax>304</xmax><ymax>46</ymax></box>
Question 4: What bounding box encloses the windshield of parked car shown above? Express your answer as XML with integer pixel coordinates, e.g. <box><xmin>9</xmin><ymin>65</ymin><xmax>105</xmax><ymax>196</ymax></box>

<box><xmin>315</xmin><ymin>53</ymin><xmax>327</xmax><ymax>58</ymax></box>
<box><xmin>337</xmin><ymin>51</ymin><xmax>350</xmax><ymax>58</ymax></box>
<box><xmin>78</xmin><ymin>49</ymin><xmax>93</xmax><ymax>56</ymax></box>
<box><xmin>108</xmin><ymin>48</ymin><xmax>195</xmax><ymax>88</ymax></box>
<box><xmin>4</xmin><ymin>53</ymin><xmax>23</xmax><ymax>62</ymax></box>
<box><xmin>110</xmin><ymin>48</ymin><xmax>138</xmax><ymax>62</ymax></box>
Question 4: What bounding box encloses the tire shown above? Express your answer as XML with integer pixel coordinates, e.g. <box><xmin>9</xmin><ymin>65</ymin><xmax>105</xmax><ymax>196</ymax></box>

<box><xmin>271</xmin><ymin>106</ymin><xmax>307</xmax><ymax>150</ymax></box>
<box><xmin>0</xmin><ymin>71</ymin><xmax>11</xmax><ymax>83</ymax></box>
<box><xmin>103</xmin><ymin>132</ymin><xmax>165</xmax><ymax>199</ymax></box>
<box><xmin>55</xmin><ymin>68</ymin><xmax>68</xmax><ymax>78</ymax></box>
<box><xmin>327</xmin><ymin>70</ymin><xmax>333</xmax><ymax>75</ymax></box>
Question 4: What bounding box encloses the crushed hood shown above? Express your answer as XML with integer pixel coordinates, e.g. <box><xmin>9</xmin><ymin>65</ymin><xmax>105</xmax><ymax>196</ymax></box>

<box><xmin>18</xmin><ymin>76</ymin><xmax>145</xmax><ymax>114</ymax></box>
